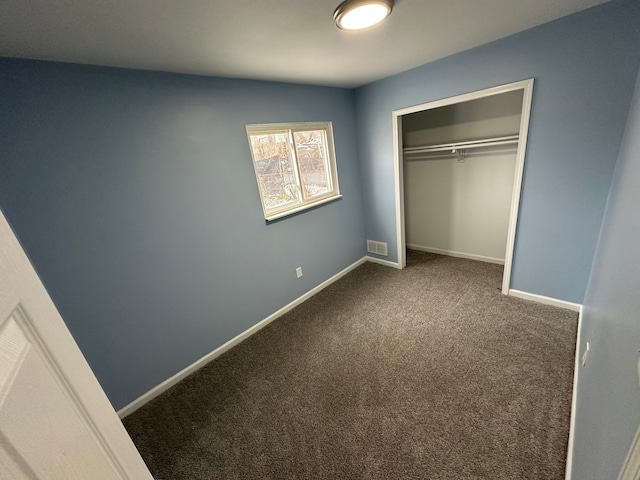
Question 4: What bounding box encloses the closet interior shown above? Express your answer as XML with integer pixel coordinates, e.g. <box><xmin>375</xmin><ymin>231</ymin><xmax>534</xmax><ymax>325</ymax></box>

<box><xmin>402</xmin><ymin>90</ymin><xmax>524</xmax><ymax>266</ymax></box>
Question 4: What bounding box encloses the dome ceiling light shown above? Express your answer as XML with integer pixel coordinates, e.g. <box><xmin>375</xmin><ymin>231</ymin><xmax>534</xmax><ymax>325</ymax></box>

<box><xmin>333</xmin><ymin>0</ymin><xmax>394</xmax><ymax>31</ymax></box>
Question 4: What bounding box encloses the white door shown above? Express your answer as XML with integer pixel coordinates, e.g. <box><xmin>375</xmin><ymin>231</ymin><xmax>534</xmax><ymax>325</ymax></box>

<box><xmin>0</xmin><ymin>209</ymin><xmax>153</xmax><ymax>479</ymax></box>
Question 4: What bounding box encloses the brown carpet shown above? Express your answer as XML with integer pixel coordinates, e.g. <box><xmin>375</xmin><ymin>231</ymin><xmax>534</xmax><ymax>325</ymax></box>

<box><xmin>123</xmin><ymin>250</ymin><xmax>577</xmax><ymax>479</ymax></box>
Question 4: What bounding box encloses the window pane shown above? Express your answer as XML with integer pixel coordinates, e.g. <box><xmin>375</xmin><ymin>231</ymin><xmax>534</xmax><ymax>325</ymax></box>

<box><xmin>246</xmin><ymin>122</ymin><xmax>340</xmax><ymax>221</ymax></box>
<box><xmin>250</xmin><ymin>133</ymin><xmax>301</xmax><ymax>211</ymax></box>
<box><xmin>293</xmin><ymin>130</ymin><xmax>331</xmax><ymax>199</ymax></box>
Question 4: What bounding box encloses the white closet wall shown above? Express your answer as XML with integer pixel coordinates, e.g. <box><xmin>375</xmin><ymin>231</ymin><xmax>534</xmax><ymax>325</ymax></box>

<box><xmin>403</xmin><ymin>91</ymin><xmax>523</xmax><ymax>264</ymax></box>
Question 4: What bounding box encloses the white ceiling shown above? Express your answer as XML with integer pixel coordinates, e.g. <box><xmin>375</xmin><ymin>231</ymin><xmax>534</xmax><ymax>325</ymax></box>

<box><xmin>0</xmin><ymin>0</ymin><xmax>610</xmax><ymax>88</ymax></box>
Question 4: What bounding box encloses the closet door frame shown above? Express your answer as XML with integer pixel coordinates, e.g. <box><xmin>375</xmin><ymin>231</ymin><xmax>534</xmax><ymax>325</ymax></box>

<box><xmin>391</xmin><ymin>78</ymin><xmax>534</xmax><ymax>295</ymax></box>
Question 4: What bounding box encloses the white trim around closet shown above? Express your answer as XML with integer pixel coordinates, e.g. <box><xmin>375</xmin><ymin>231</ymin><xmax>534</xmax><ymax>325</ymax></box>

<box><xmin>392</xmin><ymin>79</ymin><xmax>535</xmax><ymax>296</ymax></box>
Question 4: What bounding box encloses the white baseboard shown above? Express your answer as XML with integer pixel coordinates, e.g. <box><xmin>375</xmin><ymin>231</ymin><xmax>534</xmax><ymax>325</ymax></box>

<box><xmin>565</xmin><ymin>305</ymin><xmax>583</xmax><ymax>480</ymax></box>
<box><xmin>406</xmin><ymin>244</ymin><xmax>505</xmax><ymax>265</ymax></box>
<box><xmin>117</xmin><ymin>257</ymin><xmax>367</xmax><ymax>418</ymax></box>
<box><xmin>508</xmin><ymin>289</ymin><xmax>582</xmax><ymax>312</ymax></box>
<box><xmin>118</xmin><ymin>258</ymin><xmax>579</xmax><ymax>419</ymax></box>
<box><xmin>365</xmin><ymin>255</ymin><xmax>402</xmax><ymax>269</ymax></box>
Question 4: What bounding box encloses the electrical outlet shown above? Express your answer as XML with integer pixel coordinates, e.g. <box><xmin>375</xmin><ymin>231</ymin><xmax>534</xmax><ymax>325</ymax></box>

<box><xmin>295</xmin><ymin>266</ymin><xmax>303</xmax><ymax>278</ymax></box>
<box><xmin>582</xmin><ymin>342</ymin><xmax>590</xmax><ymax>367</ymax></box>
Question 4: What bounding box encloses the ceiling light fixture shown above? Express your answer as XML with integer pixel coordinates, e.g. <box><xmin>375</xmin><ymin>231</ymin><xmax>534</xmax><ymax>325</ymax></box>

<box><xmin>333</xmin><ymin>0</ymin><xmax>394</xmax><ymax>31</ymax></box>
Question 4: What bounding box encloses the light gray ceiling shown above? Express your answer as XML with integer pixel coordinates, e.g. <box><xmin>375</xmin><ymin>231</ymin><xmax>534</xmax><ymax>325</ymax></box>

<box><xmin>0</xmin><ymin>0</ymin><xmax>610</xmax><ymax>88</ymax></box>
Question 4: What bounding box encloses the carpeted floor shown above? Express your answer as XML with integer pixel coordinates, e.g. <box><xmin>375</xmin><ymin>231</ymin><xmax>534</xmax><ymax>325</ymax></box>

<box><xmin>123</xmin><ymin>251</ymin><xmax>578</xmax><ymax>479</ymax></box>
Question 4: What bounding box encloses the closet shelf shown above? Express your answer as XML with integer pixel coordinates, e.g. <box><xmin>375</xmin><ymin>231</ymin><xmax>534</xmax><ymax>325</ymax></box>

<box><xmin>403</xmin><ymin>135</ymin><xmax>519</xmax><ymax>158</ymax></box>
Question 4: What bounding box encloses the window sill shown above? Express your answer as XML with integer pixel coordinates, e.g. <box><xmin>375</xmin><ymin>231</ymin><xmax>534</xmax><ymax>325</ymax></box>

<box><xmin>265</xmin><ymin>194</ymin><xmax>343</xmax><ymax>222</ymax></box>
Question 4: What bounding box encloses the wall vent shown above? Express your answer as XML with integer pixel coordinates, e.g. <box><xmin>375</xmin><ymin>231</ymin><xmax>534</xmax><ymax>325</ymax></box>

<box><xmin>367</xmin><ymin>240</ymin><xmax>388</xmax><ymax>256</ymax></box>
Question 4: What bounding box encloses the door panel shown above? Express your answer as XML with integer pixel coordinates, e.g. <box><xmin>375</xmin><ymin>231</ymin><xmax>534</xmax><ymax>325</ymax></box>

<box><xmin>0</xmin><ymin>209</ymin><xmax>153</xmax><ymax>479</ymax></box>
<box><xmin>1</xmin><ymin>308</ymin><xmax>121</xmax><ymax>479</ymax></box>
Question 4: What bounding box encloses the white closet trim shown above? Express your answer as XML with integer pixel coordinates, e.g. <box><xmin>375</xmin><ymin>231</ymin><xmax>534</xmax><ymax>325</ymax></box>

<box><xmin>392</xmin><ymin>78</ymin><xmax>535</xmax><ymax>297</ymax></box>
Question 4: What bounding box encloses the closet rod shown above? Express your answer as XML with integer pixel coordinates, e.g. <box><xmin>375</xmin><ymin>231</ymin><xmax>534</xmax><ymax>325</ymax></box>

<box><xmin>403</xmin><ymin>135</ymin><xmax>519</xmax><ymax>155</ymax></box>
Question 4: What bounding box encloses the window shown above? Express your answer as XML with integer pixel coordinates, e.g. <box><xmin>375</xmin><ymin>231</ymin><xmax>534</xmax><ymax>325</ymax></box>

<box><xmin>246</xmin><ymin>122</ymin><xmax>341</xmax><ymax>221</ymax></box>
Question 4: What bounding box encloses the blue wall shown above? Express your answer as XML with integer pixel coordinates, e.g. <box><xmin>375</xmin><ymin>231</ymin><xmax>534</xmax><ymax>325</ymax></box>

<box><xmin>2</xmin><ymin>0</ymin><xmax>639</xmax><ymax>414</ymax></box>
<box><xmin>354</xmin><ymin>0</ymin><xmax>640</xmax><ymax>303</ymax></box>
<box><xmin>0</xmin><ymin>59</ymin><xmax>365</xmax><ymax>409</ymax></box>
<box><xmin>571</xmin><ymin>70</ymin><xmax>640</xmax><ymax>479</ymax></box>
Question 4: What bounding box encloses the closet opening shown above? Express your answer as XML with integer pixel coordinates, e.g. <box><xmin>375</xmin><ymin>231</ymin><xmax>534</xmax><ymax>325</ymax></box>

<box><xmin>392</xmin><ymin>79</ymin><xmax>534</xmax><ymax>294</ymax></box>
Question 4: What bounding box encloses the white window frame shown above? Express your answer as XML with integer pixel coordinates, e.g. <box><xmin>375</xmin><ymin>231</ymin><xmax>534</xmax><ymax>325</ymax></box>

<box><xmin>246</xmin><ymin>121</ymin><xmax>342</xmax><ymax>221</ymax></box>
